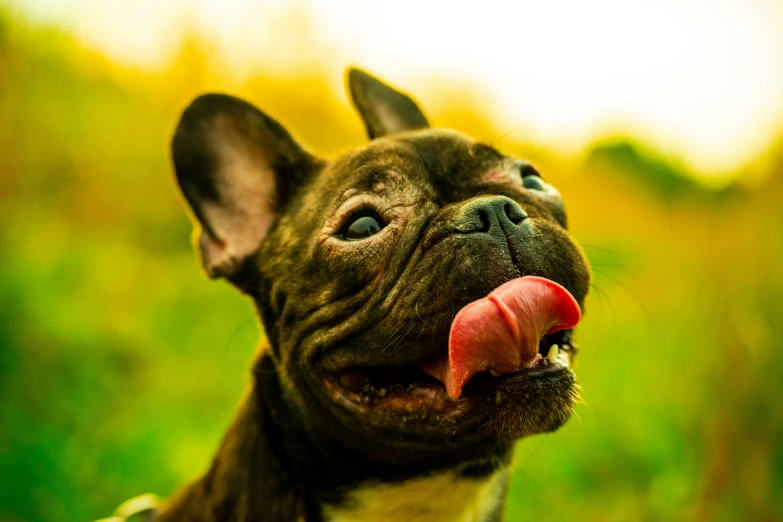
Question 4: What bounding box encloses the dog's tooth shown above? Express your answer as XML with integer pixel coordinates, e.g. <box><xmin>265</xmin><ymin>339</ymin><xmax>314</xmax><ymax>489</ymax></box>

<box><xmin>489</xmin><ymin>370</ymin><xmax>502</xmax><ymax>378</ymax></box>
<box><xmin>546</xmin><ymin>344</ymin><xmax>560</xmax><ymax>363</ymax></box>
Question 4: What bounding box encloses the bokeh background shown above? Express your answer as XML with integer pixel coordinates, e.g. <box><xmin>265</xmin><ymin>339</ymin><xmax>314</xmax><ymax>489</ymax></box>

<box><xmin>1</xmin><ymin>1</ymin><xmax>782</xmax><ymax>520</ymax></box>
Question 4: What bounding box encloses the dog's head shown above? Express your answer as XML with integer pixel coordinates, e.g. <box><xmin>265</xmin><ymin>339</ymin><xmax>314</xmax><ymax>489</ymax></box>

<box><xmin>171</xmin><ymin>69</ymin><xmax>590</xmax><ymax>468</ymax></box>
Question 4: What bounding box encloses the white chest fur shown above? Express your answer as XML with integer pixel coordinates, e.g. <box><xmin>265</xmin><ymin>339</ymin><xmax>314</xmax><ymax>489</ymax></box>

<box><xmin>322</xmin><ymin>468</ymin><xmax>508</xmax><ymax>522</ymax></box>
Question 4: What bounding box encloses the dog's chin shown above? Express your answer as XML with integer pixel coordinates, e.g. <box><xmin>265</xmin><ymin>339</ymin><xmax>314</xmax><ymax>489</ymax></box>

<box><xmin>305</xmin><ymin>329</ymin><xmax>579</xmax><ymax>461</ymax></box>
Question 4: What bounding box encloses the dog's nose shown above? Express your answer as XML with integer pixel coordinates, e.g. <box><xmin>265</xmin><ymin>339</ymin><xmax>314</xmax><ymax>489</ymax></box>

<box><xmin>453</xmin><ymin>196</ymin><xmax>527</xmax><ymax>234</ymax></box>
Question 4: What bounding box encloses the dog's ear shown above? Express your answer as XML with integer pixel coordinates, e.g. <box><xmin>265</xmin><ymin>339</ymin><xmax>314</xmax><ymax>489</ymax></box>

<box><xmin>347</xmin><ymin>68</ymin><xmax>429</xmax><ymax>139</ymax></box>
<box><xmin>171</xmin><ymin>94</ymin><xmax>323</xmax><ymax>281</ymax></box>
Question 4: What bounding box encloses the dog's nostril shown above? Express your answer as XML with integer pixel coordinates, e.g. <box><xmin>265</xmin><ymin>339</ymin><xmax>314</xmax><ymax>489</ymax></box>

<box><xmin>477</xmin><ymin>208</ymin><xmax>491</xmax><ymax>232</ymax></box>
<box><xmin>504</xmin><ymin>202</ymin><xmax>527</xmax><ymax>224</ymax></box>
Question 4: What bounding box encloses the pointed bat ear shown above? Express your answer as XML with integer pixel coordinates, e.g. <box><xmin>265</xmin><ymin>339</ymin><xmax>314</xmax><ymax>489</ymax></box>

<box><xmin>347</xmin><ymin>67</ymin><xmax>430</xmax><ymax>139</ymax></box>
<box><xmin>171</xmin><ymin>93</ymin><xmax>323</xmax><ymax>282</ymax></box>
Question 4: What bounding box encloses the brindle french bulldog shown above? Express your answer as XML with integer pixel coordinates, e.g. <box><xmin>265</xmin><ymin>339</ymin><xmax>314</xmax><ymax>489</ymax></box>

<box><xmin>156</xmin><ymin>68</ymin><xmax>591</xmax><ymax>522</ymax></box>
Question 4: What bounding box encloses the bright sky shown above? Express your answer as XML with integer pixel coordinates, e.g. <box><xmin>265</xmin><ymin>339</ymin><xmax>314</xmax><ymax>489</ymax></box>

<box><xmin>9</xmin><ymin>0</ymin><xmax>783</xmax><ymax>176</ymax></box>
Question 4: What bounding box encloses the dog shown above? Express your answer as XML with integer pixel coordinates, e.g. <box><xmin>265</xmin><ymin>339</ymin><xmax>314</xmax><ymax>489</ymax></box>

<box><xmin>154</xmin><ymin>68</ymin><xmax>591</xmax><ymax>522</ymax></box>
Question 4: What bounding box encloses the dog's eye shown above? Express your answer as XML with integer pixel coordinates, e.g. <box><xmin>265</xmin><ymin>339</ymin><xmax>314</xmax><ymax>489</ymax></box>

<box><xmin>519</xmin><ymin>163</ymin><xmax>548</xmax><ymax>191</ymax></box>
<box><xmin>523</xmin><ymin>175</ymin><xmax>547</xmax><ymax>191</ymax></box>
<box><xmin>342</xmin><ymin>213</ymin><xmax>384</xmax><ymax>240</ymax></box>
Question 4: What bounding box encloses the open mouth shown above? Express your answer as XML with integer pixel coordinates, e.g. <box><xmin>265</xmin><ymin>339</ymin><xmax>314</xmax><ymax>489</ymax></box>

<box><xmin>324</xmin><ymin>329</ymin><xmax>577</xmax><ymax>415</ymax></box>
<box><xmin>324</xmin><ymin>275</ymin><xmax>582</xmax><ymax>428</ymax></box>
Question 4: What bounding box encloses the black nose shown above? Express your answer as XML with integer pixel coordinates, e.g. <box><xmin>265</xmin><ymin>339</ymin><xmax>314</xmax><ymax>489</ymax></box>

<box><xmin>453</xmin><ymin>196</ymin><xmax>527</xmax><ymax>234</ymax></box>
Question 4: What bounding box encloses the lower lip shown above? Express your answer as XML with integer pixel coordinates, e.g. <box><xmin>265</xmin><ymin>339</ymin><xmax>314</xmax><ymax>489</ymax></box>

<box><xmin>461</xmin><ymin>354</ymin><xmax>570</xmax><ymax>394</ymax></box>
<box><xmin>324</xmin><ymin>350</ymin><xmax>572</xmax><ymax>415</ymax></box>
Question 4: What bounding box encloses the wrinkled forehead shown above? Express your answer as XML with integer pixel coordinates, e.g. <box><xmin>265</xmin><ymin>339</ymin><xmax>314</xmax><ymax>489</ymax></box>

<box><xmin>316</xmin><ymin>129</ymin><xmax>507</xmax><ymax>203</ymax></box>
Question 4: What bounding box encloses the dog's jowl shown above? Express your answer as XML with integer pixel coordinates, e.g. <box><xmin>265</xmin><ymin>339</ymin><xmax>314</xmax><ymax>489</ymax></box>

<box><xmin>157</xmin><ymin>68</ymin><xmax>591</xmax><ymax>522</ymax></box>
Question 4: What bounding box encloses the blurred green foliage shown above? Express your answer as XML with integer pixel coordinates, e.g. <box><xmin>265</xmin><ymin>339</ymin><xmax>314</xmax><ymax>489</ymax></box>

<box><xmin>586</xmin><ymin>140</ymin><xmax>736</xmax><ymax>201</ymax></box>
<box><xmin>1</xmin><ymin>10</ymin><xmax>782</xmax><ymax>522</ymax></box>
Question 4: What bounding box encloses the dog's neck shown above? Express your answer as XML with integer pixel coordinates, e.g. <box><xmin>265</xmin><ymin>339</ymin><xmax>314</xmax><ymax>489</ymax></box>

<box><xmin>321</xmin><ymin>468</ymin><xmax>508</xmax><ymax>522</ymax></box>
<box><xmin>156</xmin><ymin>353</ymin><xmax>509</xmax><ymax>522</ymax></box>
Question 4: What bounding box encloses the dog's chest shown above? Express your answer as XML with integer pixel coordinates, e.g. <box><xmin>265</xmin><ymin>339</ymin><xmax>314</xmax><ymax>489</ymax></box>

<box><xmin>322</xmin><ymin>469</ymin><xmax>507</xmax><ymax>522</ymax></box>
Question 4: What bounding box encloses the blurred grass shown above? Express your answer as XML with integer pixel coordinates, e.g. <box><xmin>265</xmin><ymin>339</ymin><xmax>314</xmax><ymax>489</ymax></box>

<box><xmin>1</xmin><ymin>9</ymin><xmax>782</xmax><ymax>522</ymax></box>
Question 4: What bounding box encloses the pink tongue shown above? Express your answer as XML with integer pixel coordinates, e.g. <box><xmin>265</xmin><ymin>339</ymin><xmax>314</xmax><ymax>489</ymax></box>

<box><xmin>420</xmin><ymin>276</ymin><xmax>581</xmax><ymax>399</ymax></box>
